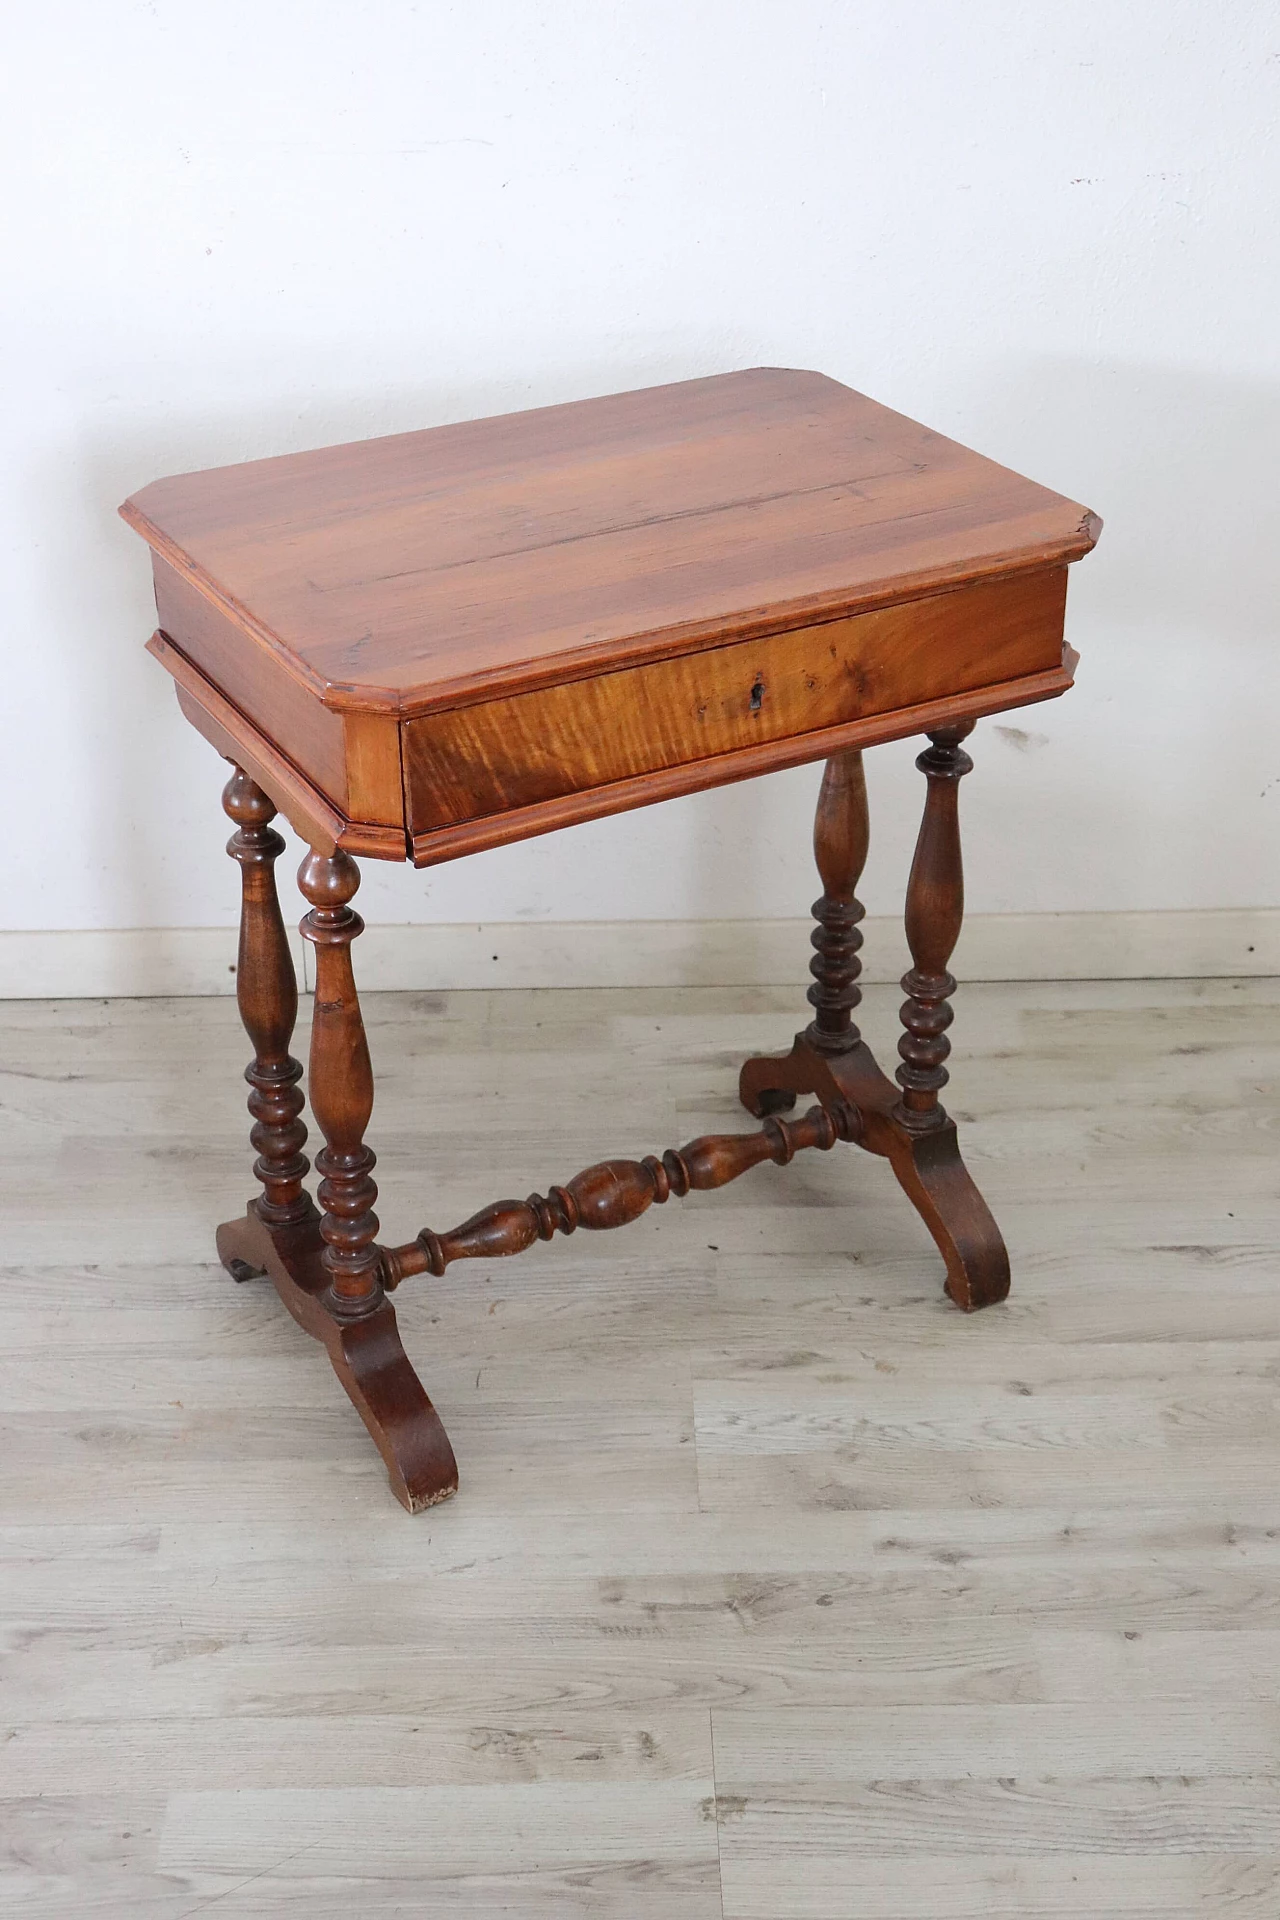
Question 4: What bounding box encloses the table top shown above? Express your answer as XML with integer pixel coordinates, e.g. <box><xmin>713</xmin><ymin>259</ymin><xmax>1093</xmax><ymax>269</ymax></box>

<box><xmin>121</xmin><ymin>367</ymin><xmax>1098</xmax><ymax>719</ymax></box>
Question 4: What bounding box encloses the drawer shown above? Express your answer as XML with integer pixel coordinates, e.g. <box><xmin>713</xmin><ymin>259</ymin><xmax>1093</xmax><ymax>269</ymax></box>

<box><xmin>404</xmin><ymin>568</ymin><xmax>1068</xmax><ymax>837</ymax></box>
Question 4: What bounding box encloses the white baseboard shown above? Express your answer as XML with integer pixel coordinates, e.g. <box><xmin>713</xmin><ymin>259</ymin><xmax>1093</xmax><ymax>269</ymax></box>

<box><xmin>0</xmin><ymin>927</ymin><xmax>296</xmax><ymax>999</ymax></box>
<box><xmin>0</xmin><ymin>909</ymin><xmax>1277</xmax><ymax>999</ymax></box>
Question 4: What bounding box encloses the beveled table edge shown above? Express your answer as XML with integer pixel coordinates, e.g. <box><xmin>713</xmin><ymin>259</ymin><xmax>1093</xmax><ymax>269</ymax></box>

<box><xmin>122</xmin><ymin>497</ymin><xmax>1100</xmax><ymax>720</ymax></box>
<box><xmin>147</xmin><ymin>628</ymin><xmax>1078</xmax><ymax>869</ymax></box>
<box><xmin>149</xmin><ymin>633</ymin><xmax>407</xmax><ymax>860</ymax></box>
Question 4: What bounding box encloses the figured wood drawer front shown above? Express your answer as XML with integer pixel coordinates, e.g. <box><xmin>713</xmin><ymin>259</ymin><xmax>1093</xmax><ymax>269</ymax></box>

<box><xmin>404</xmin><ymin>568</ymin><xmax>1067</xmax><ymax>833</ymax></box>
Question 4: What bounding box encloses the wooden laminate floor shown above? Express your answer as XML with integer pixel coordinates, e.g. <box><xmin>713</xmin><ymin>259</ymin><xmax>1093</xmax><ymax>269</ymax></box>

<box><xmin>1</xmin><ymin>977</ymin><xmax>1277</xmax><ymax>1918</ymax></box>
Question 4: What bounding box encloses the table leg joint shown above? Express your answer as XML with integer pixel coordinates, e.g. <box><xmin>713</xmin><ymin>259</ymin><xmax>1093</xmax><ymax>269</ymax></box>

<box><xmin>738</xmin><ymin>733</ymin><xmax>1009</xmax><ymax>1313</ymax></box>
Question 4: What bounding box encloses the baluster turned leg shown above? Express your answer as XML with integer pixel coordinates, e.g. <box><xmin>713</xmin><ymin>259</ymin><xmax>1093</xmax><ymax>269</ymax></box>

<box><xmin>806</xmin><ymin>749</ymin><xmax>870</xmax><ymax>1056</ymax></box>
<box><xmin>736</xmin><ymin>729</ymin><xmax>1009</xmax><ymax>1311</ymax></box>
<box><xmin>884</xmin><ymin>723</ymin><xmax>1010</xmax><ymax>1308</ymax></box>
<box><xmin>294</xmin><ymin>847</ymin><xmax>459</xmax><ymax>1510</ymax></box>
<box><xmin>216</xmin><ymin>803</ymin><xmax>457</xmax><ymax>1512</ymax></box>
<box><xmin>217</xmin><ymin>769</ymin><xmax>316</xmax><ymax>1281</ymax></box>
<box><xmin>894</xmin><ymin>727</ymin><xmax>971</xmax><ymax>1133</ymax></box>
<box><xmin>296</xmin><ymin>850</ymin><xmax>382</xmax><ymax>1319</ymax></box>
<box><xmin>740</xmin><ymin>749</ymin><xmax>871</xmax><ymax>1118</ymax></box>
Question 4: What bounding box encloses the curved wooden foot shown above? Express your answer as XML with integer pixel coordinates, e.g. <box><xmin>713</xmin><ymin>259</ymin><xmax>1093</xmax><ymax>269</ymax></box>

<box><xmin>877</xmin><ymin>1121</ymin><xmax>1010</xmax><ymax>1312</ymax></box>
<box><xmin>738</xmin><ymin>1038</ymin><xmax>810</xmax><ymax>1118</ymax></box>
<box><xmin>330</xmin><ymin>1304</ymin><xmax>460</xmax><ymax>1513</ymax></box>
<box><xmin>737</xmin><ymin>730</ymin><xmax>1009</xmax><ymax>1313</ymax></box>
<box><xmin>224</xmin><ymin>1253</ymin><xmax>266</xmax><ymax>1285</ymax></box>
<box><xmin>217</xmin><ymin>1206</ymin><xmax>459</xmax><ymax>1512</ymax></box>
<box><xmin>737</xmin><ymin>1033</ymin><xmax>1009</xmax><ymax>1312</ymax></box>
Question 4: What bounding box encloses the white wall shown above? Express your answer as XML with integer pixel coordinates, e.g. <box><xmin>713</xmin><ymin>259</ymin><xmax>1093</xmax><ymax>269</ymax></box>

<box><xmin>3</xmin><ymin>1</ymin><xmax>1277</xmax><ymax>943</ymax></box>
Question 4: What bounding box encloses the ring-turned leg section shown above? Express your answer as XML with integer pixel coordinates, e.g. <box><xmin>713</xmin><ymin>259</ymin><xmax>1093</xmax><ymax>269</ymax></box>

<box><xmin>214</xmin><ymin>767</ymin><xmax>456</xmax><ymax>1514</ymax></box>
<box><xmin>215</xmin><ymin>768</ymin><xmax>328</xmax><ymax>1331</ymax></box>
<box><xmin>740</xmin><ymin>747</ymin><xmax>871</xmax><ymax>1116</ymax></box>
<box><xmin>738</xmin><ymin>732</ymin><xmax>1009</xmax><ymax>1311</ymax></box>
<box><xmin>297</xmin><ymin>847</ymin><xmax>458</xmax><ymax>1510</ymax></box>
<box><xmin>885</xmin><ymin>725</ymin><xmax>1009</xmax><ymax>1310</ymax></box>
<box><xmin>215</xmin><ymin>768</ymin><xmax>316</xmax><ymax>1276</ymax></box>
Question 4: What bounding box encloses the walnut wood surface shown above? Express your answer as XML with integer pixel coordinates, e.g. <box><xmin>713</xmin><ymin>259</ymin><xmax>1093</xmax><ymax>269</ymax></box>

<box><xmin>121</xmin><ymin>366</ymin><xmax>1097</xmax><ymax>718</ymax></box>
<box><xmin>895</xmin><ymin>726</ymin><xmax>975</xmax><ymax>1133</ymax></box>
<box><xmin>128</xmin><ymin>372</ymin><xmax>1081</xmax><ymax>1507</ymax></box>
<box><xmin>806</xmin><ymin>748</ymin><xmax>870</xmax><ymax>1056</ymax></box>
<box><xmin>216</xmin><ymin>1206</ymin><xmax>458</xmax><ymax>1513</ymax></box>
<box><xmin>381</xmin><ymin>1103</ymin><xmax>860</xmax><ymax>1287</ymax></box>
<box><xmin>154</xmin><ymin>563</ymin><xmax>406</xmax><ymax>826</ymax></box>
<box><xmin>160</xmin><ymin>562</ymin><xmax>351</xmax><ymax>806</ymax></box>
<box><xmin>221</xmin><ymin>770</ymin><xmax>311</xmax><ymax>1230</ymax></box>
<box><xmin>215</xmin><ymin>783</ymin><xmax>458</xmax><ymax>1511</ymax></box>
<box><xmin>296</xmin><ymin>850</ymin><xmax>384</xmax><ymax>1317</ymax></box>
<box><xmin>740</xmin><ymin>739</ymin><xmax>1009</xmax><ymax>1312</ymax></box>
<box><xmin>156</xmin><ymin>618</ymin><xmax>1078</xmax><ymax>870</ymax></box>
<box><xmin>156</xmin><ymin>634</ymin><xmax>403</xmax><ymax>859</ymax></box>
<box><xmin>124</xmin><ymin>369</ymin><xmax>1097</xmax><ymax>864</ymax></box>
<box><xmin>402</xmin><ymin>568</ymin><xmax>1065</xmax><ymax>833</ymax></box>
<box><xmin>403</xmin><ymin>651</ymin><xmax>1077</xmax><ymax>868</ymax></box>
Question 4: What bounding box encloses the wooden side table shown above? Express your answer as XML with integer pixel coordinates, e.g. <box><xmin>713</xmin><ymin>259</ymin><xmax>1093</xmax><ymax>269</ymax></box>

<box><xmin>121</xmin><ymin>367</ymin><xmax>1099</xmax><ymax>1512</ymax></box>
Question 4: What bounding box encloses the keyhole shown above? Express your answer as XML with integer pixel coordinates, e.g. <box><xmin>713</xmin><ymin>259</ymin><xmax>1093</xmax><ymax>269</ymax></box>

<box><xmin>749</xmin><ymin>674</ymin><xmax>765</xmax><ymax>713</ymax></box>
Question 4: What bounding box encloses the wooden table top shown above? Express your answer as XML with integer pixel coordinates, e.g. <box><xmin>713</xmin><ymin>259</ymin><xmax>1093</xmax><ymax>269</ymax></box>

<box><xmin>121</xmin><ymin>367</ymin><xmax>1098</xmax><ymax>721</ymax></box>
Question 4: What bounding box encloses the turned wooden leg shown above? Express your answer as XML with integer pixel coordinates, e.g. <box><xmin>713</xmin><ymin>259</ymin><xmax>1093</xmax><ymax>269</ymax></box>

<box><xmin>215</xmin><ymin>799</ymin><xmax>456</xmax><ymax>1514</ymax></box>
<box><xmin>217</xmin><ymin>768</ymin><xmax>317</xmax><ymax>1278</ymax></box>
<box><xmin>737</xmin><ymin>733</ymin><xmax>1009</xmax><ymax>1313</ymax></box>
<box><xmin>894</xmin><ymin>726</ymin><xmax>970</xmax><ymax>1133</ymax></box>
<box><xmin>295</xmin><ymin>847</ymin><xmax>458</xmax><ymax>1509</ymax></box>
<box><xmin>296</xmin><ymin>849</ymin><xmax>383</xmax><ymax>1318</ymax></box>
<box><xmin>740</xmin><ymin>749</ymin><xmax>870</xmax><ymax>1116</ymax></box>
<box><xmin>807</xmin><ymin>749</ymin><xmax>871</xmax><ymax>1056</ymax></box>
<box><xmin>885</xmin><ymin>725</ymin><xmax>1009</xmax><ymax>1308</ymax></box>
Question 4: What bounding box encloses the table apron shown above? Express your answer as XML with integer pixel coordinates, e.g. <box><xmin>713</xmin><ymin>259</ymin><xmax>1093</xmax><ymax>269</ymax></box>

<box><xmin>405</xmin><ymin>566</ymin><xmax>1068</xmax><ymax>839</ymax></box>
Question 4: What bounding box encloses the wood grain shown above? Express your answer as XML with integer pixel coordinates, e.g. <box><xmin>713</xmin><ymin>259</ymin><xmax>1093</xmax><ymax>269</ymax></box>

<box><xmin>404</xmin><ymin>569</ymin><xmax>1064</xmax><ymax>830</ymax></box>
<box><xmin>153</xmin><ymin>558</ymin><xmax>351</xmax><ymax>806</ymax></box>
<box><xmin>120</xmin><ymin>368</ymin><xmax>1098</xmax><ymax>717</ymax></box>
<box><xmin>3</xmin><ymin>976</ymin><xmax>1274</xmax><ymax>1915</ymax></box>
<box><xmin>220</xmin><ymin>769</ymin><xmax>312</xmax><ymax>1228</ymax></box>
<box><xmin>125</xmin><ymin>369</ymin><xmax>1097</xmax><ymax>874</ymax></box>
<box><xmin>155</xmin><ymin>633</ymin><xmax>406</xmax><ymax>859</ymax></box>
<box><xmin>405</xmin><ymin>653</ymin><xmax>1076</xmax><ymax>868</ymax></box>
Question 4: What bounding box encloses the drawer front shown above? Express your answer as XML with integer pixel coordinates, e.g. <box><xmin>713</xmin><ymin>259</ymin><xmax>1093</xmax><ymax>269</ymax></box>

<box><xmin>405</xmin><ymin>568</ymin><xmax>1067</xmax><ymax>834</ymax></box>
